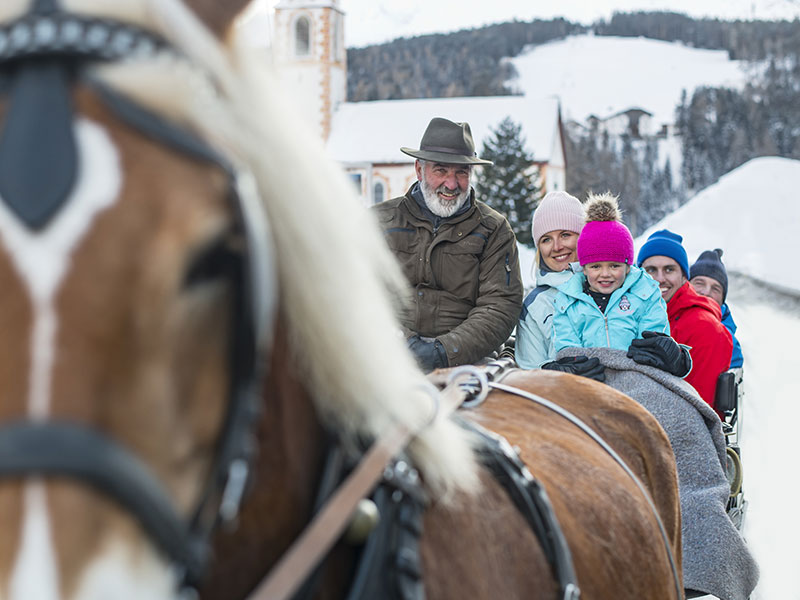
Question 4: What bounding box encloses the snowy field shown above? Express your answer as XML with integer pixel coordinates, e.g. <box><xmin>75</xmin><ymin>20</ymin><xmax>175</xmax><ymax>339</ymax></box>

<box><xmin>510</xmin><ymin>34</ymin><xmax>754</xmax><ymax>126</ymax></box>
<box><xmin>734</xmin><ymin>297</ymin><xmax>800</xmax><ymax>599</ymax></box>
<box><xmin>675</xmin><ymin>275</ymin><xmax>799</xmax><ymax>600</ymax></box>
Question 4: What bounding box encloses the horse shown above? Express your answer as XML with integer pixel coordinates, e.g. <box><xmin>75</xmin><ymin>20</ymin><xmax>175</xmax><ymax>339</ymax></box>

<box><xmin>0</xmin><ymin>1</ymin><xmax>683</xmax><ymax>599</ymax></box>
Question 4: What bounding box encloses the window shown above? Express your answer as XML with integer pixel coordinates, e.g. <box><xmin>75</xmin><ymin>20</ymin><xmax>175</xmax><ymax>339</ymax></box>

<box><xmin>348</xmin><ymin>173</ymin><xmax>362</xmax><ymax>195</ymax></box>
<box><xmin>295</xmin><ymin>16</ymin><xmax>310</xmax><ymax>56</ymax></box>
<box><xmin>373</xmin><ymin>181</ymin><xmax>385</xmax><ymax>205</ymax></box>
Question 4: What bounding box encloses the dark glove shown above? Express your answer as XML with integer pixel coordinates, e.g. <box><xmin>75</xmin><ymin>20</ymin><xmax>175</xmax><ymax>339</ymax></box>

<box><xmin>407</xmin><ymin>335</ymin><xmax>448</xmax><ymax>373</ymax></box>
<box><xmin>627</xmin><ymin>331</ymin><xmax>691</xmax><ymax>377</ymax></box>
<box><xmin>541</xmin><ymin>356</ymin><xmax>606</xmax><ymax>382</ymax></box>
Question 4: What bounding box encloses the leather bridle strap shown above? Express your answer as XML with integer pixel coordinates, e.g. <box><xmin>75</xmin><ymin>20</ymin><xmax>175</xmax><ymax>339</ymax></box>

<box><xmin>0</xmin><ymin>421</ymin><xmax>206</xmax><ymax>579</ymax></box>
<box><xmin>249</xmin><ymin>378</ymin><xmax>469</xmax><ymax>600</ymax></box>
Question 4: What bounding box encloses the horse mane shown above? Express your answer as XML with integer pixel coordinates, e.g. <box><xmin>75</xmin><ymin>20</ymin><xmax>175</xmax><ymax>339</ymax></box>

<box><xmin>67</xmin><ymin>0</ymin><xmax>479</xmax><ymax>501</ymax></box>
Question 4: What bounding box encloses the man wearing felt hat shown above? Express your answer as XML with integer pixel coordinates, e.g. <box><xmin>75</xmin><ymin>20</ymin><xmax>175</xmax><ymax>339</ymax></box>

<box><xmin>373</xmin><ymin>117</ymin><xmax>523</xmax><ymax>372</ymax></box>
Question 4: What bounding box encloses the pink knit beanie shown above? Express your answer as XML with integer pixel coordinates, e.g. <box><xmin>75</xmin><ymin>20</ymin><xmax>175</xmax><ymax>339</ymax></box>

<box><xmin>531</xmin><ymin>191</ymin><xmax>585</xmax><ymax>245</ymax></box>
<box><xmin>576</xmin><ymin>193</ymin><xmax>634</xmax><ymax>266</ymax></box>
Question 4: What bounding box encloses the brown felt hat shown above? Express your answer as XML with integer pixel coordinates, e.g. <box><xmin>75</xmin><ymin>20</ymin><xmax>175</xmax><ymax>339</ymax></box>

<box><xmin>400</xmin><ymin>117</ymin><xmax>493</xmax><ymax>165</ymax></box>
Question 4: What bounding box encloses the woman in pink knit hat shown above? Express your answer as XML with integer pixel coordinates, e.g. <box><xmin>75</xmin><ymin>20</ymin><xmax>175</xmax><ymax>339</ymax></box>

<box><xmin>548</xmin><ymin>193</ymin><xmax>692</xmax><ymax>379</ymax></box>
<box><xmin>516</xmin><ymin>190</ymin><xmax>586</xmax><ymax>369</ymax></box>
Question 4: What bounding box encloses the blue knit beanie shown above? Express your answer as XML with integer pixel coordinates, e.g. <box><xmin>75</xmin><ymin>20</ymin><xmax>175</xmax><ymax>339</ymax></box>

<box><xmin>636</xmin><ymin>229</ymin><xmax>689</xmax><ymax>277</ymax></box>
<box><xmin>690</xmin><ymin>249</ymin><xmax>728</xmax><ymax>303</ymax></box>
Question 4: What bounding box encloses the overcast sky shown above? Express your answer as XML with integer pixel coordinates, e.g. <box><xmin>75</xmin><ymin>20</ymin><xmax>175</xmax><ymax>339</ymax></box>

<box><xmin>244</xmin><ymin>0</ymin><xmax>800</xmax><ymax>48</ymax></box>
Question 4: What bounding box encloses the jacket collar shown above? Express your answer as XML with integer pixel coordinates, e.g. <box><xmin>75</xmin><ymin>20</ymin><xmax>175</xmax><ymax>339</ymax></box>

<box><xmin>667</xmin><ymin>281</ymin><xmax>722</xmax><ymax>320</ymax></box>
<box><xmin>406</xmin><ymin>182</ymin><xmax>475</xmax><ymax>228</ymax></box>
<box><xmin>560</xmin><ymin>265</ymin><xmax>644</xmax><ymax>301</ymax></box>
<box><xmin>535</xmin><ymin>262</ymin><xmax>578</xmax><ymax>287</ymax></box>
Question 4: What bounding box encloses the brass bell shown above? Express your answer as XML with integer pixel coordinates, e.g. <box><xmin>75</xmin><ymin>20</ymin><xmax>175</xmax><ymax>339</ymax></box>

<box><xmin>344</xmin><ymin>498</ymin><xmax>380</xmax><ymax>544</ymax></box>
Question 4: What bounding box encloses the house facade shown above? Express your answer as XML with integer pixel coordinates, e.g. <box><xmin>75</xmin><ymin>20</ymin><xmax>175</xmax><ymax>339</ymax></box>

<box><xmin>586</xmin><ymin>108</ymin><xmax>655</xmax><ymax>139</ymax></box>
<box><xmin>271</xmin><ymin>2</ymin><xmax>567</xmax><ymax>206</ymax></box>
<box><xmin>327</xmin><ymin>96</ymin><xmax>566</xmax><ymax>204</ymax></box>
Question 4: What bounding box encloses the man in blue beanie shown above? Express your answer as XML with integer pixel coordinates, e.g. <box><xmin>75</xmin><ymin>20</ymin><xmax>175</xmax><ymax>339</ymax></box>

<box><xmin>690</xmin><ymin>249</ymin><xmax>743</xmax><ymax>368</ymax></box>
<box><xmin>638</xmin><ymin>230</ymin><xmax>732</xmax><ymax>415</ymax></box>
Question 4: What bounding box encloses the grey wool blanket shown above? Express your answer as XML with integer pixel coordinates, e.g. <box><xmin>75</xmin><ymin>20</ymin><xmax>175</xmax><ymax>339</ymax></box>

<box><xmin>558</xmin><ymin>347</ymin><xmax>759</xmax><ymax>600</ymax></box>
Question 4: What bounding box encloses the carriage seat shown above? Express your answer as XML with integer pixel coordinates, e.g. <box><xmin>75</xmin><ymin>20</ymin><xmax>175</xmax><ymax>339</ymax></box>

<box><xmin>715</xmin><ymin>367</ymin><xmax>743</xmax><ymax>425</ymax></box>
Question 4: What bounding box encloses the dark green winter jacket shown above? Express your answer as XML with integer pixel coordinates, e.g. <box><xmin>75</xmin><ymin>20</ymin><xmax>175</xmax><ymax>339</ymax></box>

<box><xmin>373</xmin><ymin>184</ymin><xmax>523</xmax><ymax>366</ymax></box>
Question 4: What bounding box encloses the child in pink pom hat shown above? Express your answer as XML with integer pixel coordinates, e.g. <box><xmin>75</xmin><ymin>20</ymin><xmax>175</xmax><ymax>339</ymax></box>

<box><xmin>550</xmin><ymin>193</ymin><xmax>677</xmax><ymax>360</ymax></box>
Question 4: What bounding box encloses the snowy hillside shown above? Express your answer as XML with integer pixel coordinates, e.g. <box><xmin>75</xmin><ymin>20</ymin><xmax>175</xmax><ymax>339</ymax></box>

<box><xmin>509</xmin><ymin>34</ymin><xmax>753</xmax><ymax>128</ymax></box>
<box><xmin>634</xmin><ymin>157</ymin><xmax>800</xmax><ymax>295</ymax></box>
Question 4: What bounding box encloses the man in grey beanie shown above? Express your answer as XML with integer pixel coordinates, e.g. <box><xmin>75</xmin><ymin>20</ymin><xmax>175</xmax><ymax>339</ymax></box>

<box><xmin>690</xmin><ymin>249</ymin><xmax>743</xmax><ymax>368</ymax></box>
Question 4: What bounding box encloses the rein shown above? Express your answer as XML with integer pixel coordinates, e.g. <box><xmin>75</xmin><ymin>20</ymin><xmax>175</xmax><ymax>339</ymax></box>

<box><xmin>251</xmin><ymin>360</ymin><xmax>579</xmax><ymax>600</ymax></box>
<box><xmin>248</xmin><ymin>374</ymin><xmax>470</xmax><ymax>600</ymax></box>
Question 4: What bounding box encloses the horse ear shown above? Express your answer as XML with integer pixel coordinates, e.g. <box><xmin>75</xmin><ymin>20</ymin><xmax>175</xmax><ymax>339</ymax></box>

<box><xmin>182</xmin><ymin>0</ymin><xmax>254</xmax><ymax>39</ymax></box>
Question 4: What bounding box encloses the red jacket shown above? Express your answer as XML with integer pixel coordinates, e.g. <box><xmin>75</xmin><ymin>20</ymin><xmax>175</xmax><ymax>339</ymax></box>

<box><xmin>667</xmin><ymin>282</ymin><xmax>732</xmax><ymax>412</ymax></box>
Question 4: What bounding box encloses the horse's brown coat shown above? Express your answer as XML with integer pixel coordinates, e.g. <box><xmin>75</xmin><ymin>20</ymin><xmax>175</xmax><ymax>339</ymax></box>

<box><xmin>458</xmin><ymin>370</ymin><xmax>683</xmax><ymax>599</ymax></box>
<box><xmin>202</xmin><ymin>366</ymin><xmax>683</xmax><ymax>600</ymax></box>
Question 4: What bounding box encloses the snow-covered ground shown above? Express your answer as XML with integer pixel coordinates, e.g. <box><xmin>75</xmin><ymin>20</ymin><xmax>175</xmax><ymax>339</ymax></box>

<box><xmin>732</xmin><ymin>294</ymin><xmax>800</xmax><ymax>599</ymax></box>
<box><xmin>685</xmin><ymin>290</ymin><xmax>800</xmax><ymax>600</ymax></box>
<box><xmin>510</xmin><ymin>34</ymin><xmax>754</xmax><ymax>127</ymax></box>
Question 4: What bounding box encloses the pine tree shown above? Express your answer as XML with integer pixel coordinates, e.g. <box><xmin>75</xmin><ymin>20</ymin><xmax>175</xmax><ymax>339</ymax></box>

<box><xmin>474</xmin><ymin>117</ymin><xmax>541</xmax><ymax>247</ymax></box>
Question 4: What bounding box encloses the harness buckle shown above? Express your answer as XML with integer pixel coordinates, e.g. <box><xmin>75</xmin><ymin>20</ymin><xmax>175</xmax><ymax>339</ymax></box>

<box><xmin>219</xmin><ymin>458</ymin><xmax>249</xmax><ymax>524</ymax></box>
<box><xmin>446</xmin><ymin>365</ymin><xmax>489</xmax><ymax>408</ymax></box>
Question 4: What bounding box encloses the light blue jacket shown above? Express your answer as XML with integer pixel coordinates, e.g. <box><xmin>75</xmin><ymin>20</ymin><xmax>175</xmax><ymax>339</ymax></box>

<box><xmin>553</xmin><ymin>266</ymin><xmax>669</xmax><ymax>353</ymax></box>
<box><xmin>516</xmin><ymin>264</ymin><xmax>578</xmax><ymax>368</ymax></box>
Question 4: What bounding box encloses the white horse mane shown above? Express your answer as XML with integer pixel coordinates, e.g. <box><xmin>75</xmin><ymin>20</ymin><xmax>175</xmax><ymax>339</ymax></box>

<box><xmin>51</xmin><ymin>0</ymin><xmax>480</xmax><ymax>501</ymax></box>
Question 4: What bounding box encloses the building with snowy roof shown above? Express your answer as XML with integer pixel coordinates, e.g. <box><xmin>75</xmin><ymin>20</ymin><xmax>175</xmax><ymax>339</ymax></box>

<box><xmin>271</xmin><ymin>0</ymin><xmax>566</xmax><ymax>205</ymax></box>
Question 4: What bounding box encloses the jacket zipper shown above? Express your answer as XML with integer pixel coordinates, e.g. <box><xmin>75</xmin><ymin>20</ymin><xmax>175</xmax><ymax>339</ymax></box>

<box><xmin>594</xmin><ymin>303</ymin><xmax>611</xmax><ymax>347</ymax></box>
<box><xmin>505</xmin><ymin>253</ymin><xmax>511</xmax><ymax>286</ymax></box>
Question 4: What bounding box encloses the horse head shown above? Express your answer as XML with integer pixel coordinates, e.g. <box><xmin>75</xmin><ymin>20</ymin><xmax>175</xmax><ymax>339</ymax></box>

<box><xmin>0</xmin><ymin>1</ymin><xmax>479</xmax><ymax>599</ymax></box>
<box><xmin>0</xmin><ymin>0</ymin><xmax>271</xmax><ymax>598</ymax></box>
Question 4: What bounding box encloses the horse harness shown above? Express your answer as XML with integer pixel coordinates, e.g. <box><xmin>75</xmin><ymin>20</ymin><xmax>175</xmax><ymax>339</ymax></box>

<box><xmin>260</xmin><ymin>358</ymin><xmax>684</xmax><ymax>600</ymax></box>
<box><xmin>251</xmin><ymin>360</ymin><xmax>581</xmax><ymax>600</ymax></box>
<box><xmin>0</xmin><ymin>0</ymin><xmax>277</xmax><ymax>592</ymax></box>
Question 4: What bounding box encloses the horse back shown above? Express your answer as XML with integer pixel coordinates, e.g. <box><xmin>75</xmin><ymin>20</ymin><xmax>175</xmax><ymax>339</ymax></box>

<box><xmin>421</xmin><ymin>369</ymin><xmax>682</xmax><ymax>600</ymax></box>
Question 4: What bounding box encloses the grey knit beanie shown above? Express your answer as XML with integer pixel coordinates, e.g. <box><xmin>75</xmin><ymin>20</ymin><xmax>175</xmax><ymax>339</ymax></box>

<box><xmin>531</xmin><ymin>191</ymin><xmax>584</xmax><ymax>245</ymax></box>
<box><xmin>690</xmin><ymin>248</ymin><xmax>728</xmax><ymax>303</ymax></box>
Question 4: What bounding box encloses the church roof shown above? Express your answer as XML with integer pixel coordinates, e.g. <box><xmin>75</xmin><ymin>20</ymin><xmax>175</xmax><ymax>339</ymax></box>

<box><xmin>327</xmin><ymin>95</ymin><xmax>561</xmax><ymax>165</ymax></box>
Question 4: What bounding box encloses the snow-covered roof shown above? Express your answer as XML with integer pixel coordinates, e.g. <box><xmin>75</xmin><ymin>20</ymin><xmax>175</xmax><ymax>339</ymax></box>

<box><xmin>326</xmin><ymin>95</ymin><xmax>561</xmax><ymax>164</ymax></box>
<box><xmin>635</xmin><ymin>157</ymin><xmax>800</xmax><ymax>295</ymax></box>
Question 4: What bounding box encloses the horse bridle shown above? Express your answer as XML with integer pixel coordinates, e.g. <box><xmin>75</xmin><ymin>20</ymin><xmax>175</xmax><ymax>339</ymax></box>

<box><xmin>0</xmin><ymin>0</ymin><xmax>276</xmax><ymax>590</ymax></box>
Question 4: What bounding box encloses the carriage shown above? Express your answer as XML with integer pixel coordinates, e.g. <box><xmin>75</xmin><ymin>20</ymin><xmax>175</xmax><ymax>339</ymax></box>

<box><xmin>0</xmin><ymin>1</ymin><xmax>756</xmax><ymax>599</ymax></box>
<box><xmin>717</xmin><ymin>368</ymin><xmax>747</xmax><ymax>531</ymax></box>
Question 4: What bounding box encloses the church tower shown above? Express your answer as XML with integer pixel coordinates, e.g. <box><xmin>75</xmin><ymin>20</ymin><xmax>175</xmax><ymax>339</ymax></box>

<box><xmin>273</xmin><ymin>0</ymin><xmax>346</xmax><ymax>142</ymax></box>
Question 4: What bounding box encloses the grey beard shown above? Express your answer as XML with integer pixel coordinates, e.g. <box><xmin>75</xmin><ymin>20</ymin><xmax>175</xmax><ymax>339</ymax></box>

<box><xmin>420</xmin><ymin>178</ymin><xmax>470</xmax><ymax>218</ymax></box>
